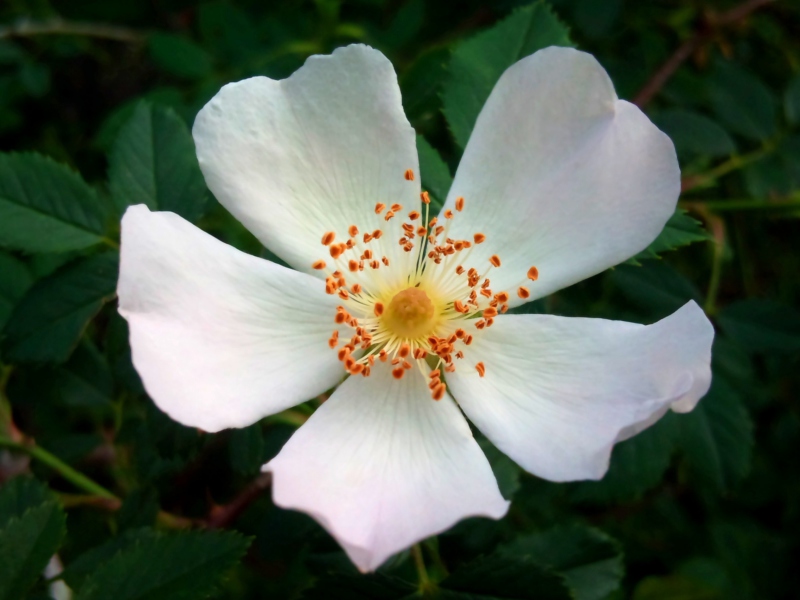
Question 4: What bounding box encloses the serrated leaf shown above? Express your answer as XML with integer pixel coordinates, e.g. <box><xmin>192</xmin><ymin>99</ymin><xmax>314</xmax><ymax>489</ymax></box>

<box><xmin>678</xmin><ymin>377</ymin><xmax>754</xmax><ymax>493</ymax></box>
<box><xmin>75</xmin><ymin>529</ymin><xmax>251</xmax><ymax>600</ymax></box>
<box><xmin>400</xmin><ymin>47</ymin><xmax>449</xmax><ymax>120</ymax></box>
<box><xmin>109</xmin><ymin>102</ymin><xmax>209</xmax><ymax>222</ymax></box>
<box><xmin>717</xmin><ymin>299</ymin><xmax>800</xmax><ymax>354</ymax></box>
<box><xmin>0</xmin><ymin>250</ymin><xmax>32</xmax><ymax>330</ymax></box>
<box><xmin>442</xmin><ymin>2</ymin><xmax>572</xmax><ymax>149</ymax></box>
<box><xmin>500</xmin><ymin>525</ymin><xmax>624</xmax><ymax>600</ymax></box>
<box><xmin>651</xmin><ymin>109</ymin><xmax>736</xmax><ymax>159</ymax></box>
<box><xmin>301</xmin><ymin>573</ymin><xmax>418</xmax><ymax>600</ymax></box>
<box><xmin>441</xmin><ymin>552</ymin><xmax>572</xmax><ymax>599</ymax></box>
<box><xmin>568</xmin><ymin>412</ymin><xmax>679</xmax><ymax>504</ymax></box>
<box><xmin>1</xmin><ymin>252</ymin><xmax>119</xmax><ymax>363</ymax></box>
<box><xmin>0</xmin><ymin>476</ymin><xmax>53</xmax><ymax>529</ymax></box>
<box><xmin>148</xmin><ymin>33</ymin><xmax>213</xmax><ymax>80</ymax></box>
<box><xmin>0</xmin><ymin>501</ymin><xmax>67</xmax><ymax>600</ymax></box>
<box><xmin>416</xmin><ymin>135</ymin><xmax>452</xmax><ymax>210</ymax></box>
<box><xmin>633</xmin><ymin>209</ymin><xmax>711</xmax><ymax>262</ymax></box>
<box><xmin>0</xmin><ymin>152</ymin><xmax>111</xmax><ymax>253</ymax></box>
<box><xmin>62</xmin><ymin>528</ymin><xmax>156</xmax><ymax>589</ymax></box>
<box><xmin>610</xmin><ymin>262</ymin><xmax>701</xmax><ymax>316</ymax></box>
<box><xmin>707</xmin><ymin>61</ymin><xmax>777</xmax><ymax>141</ymax></box>
<box><xmin>54</xmin><ymin>339</ymin><xmax>114</xmax><ymax>408</ymax></box>
<box><xmin>229</xmin><ymin>424</ymin><xmax>266</xmax><ymax>475</ymax></box>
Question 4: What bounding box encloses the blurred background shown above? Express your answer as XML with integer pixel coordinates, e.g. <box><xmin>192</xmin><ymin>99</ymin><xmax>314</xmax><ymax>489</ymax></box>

<box><xmin>0</xmin><ymin>0</ymin><xmax>798</xmax><ymax>598</ymax></box>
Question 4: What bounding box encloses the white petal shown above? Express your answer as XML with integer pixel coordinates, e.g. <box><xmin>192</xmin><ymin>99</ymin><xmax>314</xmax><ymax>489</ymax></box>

<box><xmin>265</xmin><ymin>364</ymin><xmax>509</xmax><ymax>572</ymax></box>
<box><xmin>193</xmin><ymin>44</ymin><xmax>420</xmax><ymax>283</ymax></box>
<box><xmin>444</xmin><ymin>47</ymin><xmax>680</xmax><ymax>305</ymax></box>
<box><xmin>118</xmin><ymin>205</ymin><xmax>346</xmax><ymax>432</ymax></box>
<box><xmin>447</xmin><ymin>301</ymin><xmax>713</xmax><ymax>482</ymax></box>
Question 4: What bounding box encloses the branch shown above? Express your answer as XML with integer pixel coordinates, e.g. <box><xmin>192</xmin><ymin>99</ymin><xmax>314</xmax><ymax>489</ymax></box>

<box><xmin>206</xmin><ymin>472</ymin><xmax>272</xmax><ymax>529</ymax></box>
<box><xmin>633</xmin><ymin>0</ymin><xmax>776</xmax><ymax>108</ymax></box>
<box><xmin>0</xmin><ymin>18</ymin><xmax>143</xmax><ymax>43</ymax></box>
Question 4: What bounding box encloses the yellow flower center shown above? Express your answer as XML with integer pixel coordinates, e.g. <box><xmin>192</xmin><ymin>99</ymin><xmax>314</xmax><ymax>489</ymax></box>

<box><xmin>383</xmin><ymin>288</ymin><xmax>435</xmax><ymax>339</ymax></box>
<box><xmin>311</xmin><ymin>168</ymin><xmax>540</xmax><ymax>400</ymax></box>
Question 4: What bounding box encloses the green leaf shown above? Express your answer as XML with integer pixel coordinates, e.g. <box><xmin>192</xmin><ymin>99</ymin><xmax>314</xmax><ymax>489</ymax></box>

<box><xmin>63</xmin><ymin>528</ymin><xmax>156</xmax><ymax>589</ymax></box>
<box><xmin>479</xmin><ymin>438</ymin><xmax>522</xmax><ymax>500</ymax></box>
<box><xmin>416</xmin><ymin>135</ymin><xmax>452</xmax><ymax>210</ymax></box>
<box><xmin>651</xmin><ymin>109</ymin><xmax>736</xmax><ymax>159</ymax></box>
<box><xmin>568</xmin><ymin>413</ymin><xmax>679</xmax><ymax>504</ymax></box>
<box><xmin>441</xmin><ymin>552</ymin><xmax>572</xmax><ymax>599</ymax></box>
<box><xmin>717</xmin><ymin>299</ymin><xmax>800</xmax><ymax>354</ymax></box>
<box><xmin>0</xmin><ymin>502</ymin><xmax>67</xmax><ymax>600</ymax></box>
<box><xmin>573</xmin><ymin>0</ymin><xmax>621</xmax><ymax>38</ymax></box>
<box><xmin>301</xmin><ymin>573</ymin><xmax>417</xmax><ymax>600</ymax></box>
<box><xmin>0</xmin><ymin>152</ymin><xmax>111</xmax><ymax>253</ymax></box>
<box><xmin>633</xmin><ymin>209</ymin><xmax>711</xmax><ymax>262</ymax></box>
<box><xmin>148</xmin><ymin>33</ymin><xmax>213</xmax><ymax>80</ymax></box>
<box><xmin>500</xmin><ymin>525</ymin><xmax>624</xmax><ymax>600</ymax></box>
<box><xmin>75</xmin><ymin>529</ymin><xmax>251</xmax><ymax>600</ymax></box>
<box><xmin>109</xmin><ymin>101</ymin><xmax>209</xmax><ymax>222</ymax></box>
<box><xmin>707</xmin><ymin>61</ymin><xmax>777</xmax><ymax>141</ymax></box>
<box><xmin>677</xmin><ymin>377</ymin><xmax>754</xmax><ymax>493</ymax></box>
<box><xmin>54</xmin><ymin>339</ymin><xmax>114</xmax><ymax>408</ymax></box>
<box><xmin>610</xmin><ymin>262</ymin><xmax>701</xmax><ymax>316</ymax></box>
<box><xmin>400</xmin><ymin>47</ymin><xmax>449</xmax><ymax>120</ymax></box>
<box><xmin>442</xmin><ymin>2</ymin><xmax>572</xmax><ymax>149</ymax></box>
<box><xmin>1</xmin><ymin>252</ymin><xmax>119</xmax><ymax>363</ymax></box>
<box><xmin>229</xmin><ymin>424</ymin><xmax>266</xmax><ymax>475</ymax></box>
<box><xmin>784</xmin><ymin>72</ymin><xmax>800</xmax><ymax>125</ymax></box>
<box><xmin>0</xmin><ymin>476</ymin><xmax>53</xmax><ymax>529</ymax></box>
<box><xmin>0</xmin><ymin>251</ymin><xmax>32</xmax><ymax>331</ymax></box>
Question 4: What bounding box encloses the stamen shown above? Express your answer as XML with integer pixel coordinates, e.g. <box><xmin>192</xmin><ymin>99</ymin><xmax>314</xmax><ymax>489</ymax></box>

<box><xmin>527</xmin><ymin>266</ymin><xmax>539</xmax><ymax>281</ymax></box>
<box><xmin>408</xmin><ymin>210</ymin><xmax>420</xmax><ymax>220</ymax></box>
<box><xmin>475</xmin><ymin>362</ymin><xmax>485</xmax><ymax>377</ymax></box>
<box><xmin>392</xmin><ymin>367</ymin><xmax>405</xmax><ymax>379</ymax></box>
<box><xmin>489</xmin><ymin>255</ymin><xmax>501</xmax><ymax>268</ymax></box>
<box><xmin>518</xmin><ymin>286</ymin><xmax>530</xmax><ymax>299</ymax></box>
<box><xmin>349</xmin><ymin>225</ymin><xmax>359</xmax><ymax>237</ymax></box>
<box><xmin>444</xmin><ymin>209</ymin><xmax>454</xmax><ymax>219</ymax></box>
<box><xmin>404</xmin><ymin>169</ymin><xmax>415</xmax><ymax>181</ymax></box>
<box><xmin>321</xmin><ymin>231</ymin><xmax>335</xmax><ymax>245</ymax></box>
<box><xmin>420</xmin><ymin>191</ymin><xmax>430</xmax><ymax>204</ymax></box>
<box><xmin>312</xmin><ymin>260</ymin><xmax>326</xmax><ymax>270</ymax></box>
<box><xmin>474</xmin><ymin>233</ymin><xmax>486</xmax><ymax>244</ymax></box>
<box><xmin>455</xmin><ymin>197</ymin><xmax>464</xmax><ymax>211</ymax></box>
<box><xmin>375</xmin><ymin>203</ymin><xmax>386</xmax><ymax>214</ymax></box>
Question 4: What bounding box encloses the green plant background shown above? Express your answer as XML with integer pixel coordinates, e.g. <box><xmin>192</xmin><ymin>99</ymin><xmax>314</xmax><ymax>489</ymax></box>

<box><xmin>0</xmin><ymin>0</ymin><xmax>798</xmax><ymax>598</ymax></box>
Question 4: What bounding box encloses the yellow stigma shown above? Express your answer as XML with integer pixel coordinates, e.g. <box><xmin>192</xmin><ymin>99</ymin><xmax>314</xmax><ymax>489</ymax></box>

<box><xmin>383</xmin><ymin>287</ymin><xmax>435</xmax><ymax>339</ymax></box>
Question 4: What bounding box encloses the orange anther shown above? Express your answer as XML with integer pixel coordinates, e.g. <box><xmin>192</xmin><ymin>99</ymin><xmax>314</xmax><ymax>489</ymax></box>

<box><xmin>338</xmin><ymin>289</ymin><xmax>349</xmax><ymax>300</ymax></box>
<box><xmin>382</xmin><ymin>256</ymin><xmax>390</xmax><ymax>266</ymax></box>
<box><xmin>435</xmin><ymin>226</ymin><xmax>445</xmax><ymax>235</ymax></box>
<box><xmin>429</xmin><ymin>369</ymin><xmax>441</xmax><ymax>379</ymax></box>
<box><xmin>455</xmin><ymin>197</ymin><xmax>464</xmax><ymax>211</ymax></box>
<box><xmin>417</xmin><ymin>226</ymin><xmax>427</xmax><ymax>237</ymax></box>
<box><xmin>455</xmin><ymin>266</ymin><xmax>465</xmax><ymax>275</ymax></box>
<box><xmin>392</xmin><ymin>367</ymin><xmax>405</xmax><ymax>379</ymax></box>
<box><xmin>483</xmin><ymin>307</ymin><xmax>498</xmax><ymax>318</ymax></box>
<box><xmin>399</xmin><ymin>343</ymin><xmax>410</xmax><ymax>358</ymax></box>
<box><xmin>335</xmin><ymin>312</ymin><xmax>346</xmax><ymax>324</ymax></box>
<box><xmin>489</xmin><ymin>255</ymin><xmax>501</xmax><ymax>268</ymax></box>
<box><xmin>330</xmin><ymin>244</ymin><xmax>344</xmax><ymax>259</ymax></box>
<box><xmin>403</xmin><ymin>361</ymin><xmax>412</xmax><ymax>370</ymax></box>
<box><xmin>370</xmin><ymin>260</ymin><xmax>380</xmax><ymax>269</ymax></box>
<box><xmin>408</xmin><ymin>210</ymin><xmax>420</xmax><ymax>220</ymax></box>
<box><xmin>527</xmin><ymin>266</ymin><xmax>539</xmax><ymax>281</ymax></box>
<box><xmin>351</xmin><ymin>283</ymin><xmax>362</xmax><ymax>294</ymax></box>
<box><xmin>432</xmin><ymin>383</ymin><xmax>446</xmax><ymax>401</ymax></box>
<box><xmin>495</xmin><ymin>292</ymin><xmax>509</xmax><ymax>303</ymax></box>
<box><xmin>348</xmin><ymin>225</ymin><xmax>359</xmax><ymax>237</ymax></box>
<box><xmin>348</xmin><ymin>260</ymin><xmax>358</xmax><ymax>272</ymax></box>
<box><xmin>444</xmin><ymin>209</ymin><xmax>454</xmax><ymax>219</ymax></box>
<box><xmin>475</xmin><ymin>320</ymin><xmax>486</xmax><ymax>330</ymax></box>
<box><xmin>391</xmin><ymin>204</ymin><xmax>403</xmax><ymax>213</ymax></box>
<box><xmin>321</xmin><ymin>231</ymin><xmax>335</xmax><ymax>245</ymax></box>
<box><xmin>363</xmin><ymin>249</ymin><xmax>373</xmax><ymax>259</ymax></box>
<box><xmin>312</xmin><ymin>260</ymin><xmax>326</xmax><ymax>270</ymax></box>
<box><xmin>473</xmin><ymin>233</ymin><xmax>486</xmax><ymax>244</ymax></box>
<box><xmin>350</xmin><ymin>363</ymin><xmax>365</xmax><ymax>375</ymax></box>
<box><xmin>465</xmin><ymin>335</ymin><xmax>473</xmax><ymax>345</ymax></box>
<box><xmin>475</xmin><ymin>362</ymin><xmax>485</xmax><ymax>377</ymax></box>
<box><xmin>404</xmin><ymin>169</ymin><xmax>415</xmax><ymax>181</ymax></box>
<box><xmin>379</xmin><ymin>349</ymin><xmax>388</xmax><ymax>362</ymax></box>
<box><xmin>517</xmin><ymin>286</ymin><xmax>530</xmax><ymax>299</ymax></box>
<box><xmin>428</xmin><ymin>217</ymin><xmax>438</xmax><ymax>228</ymax></box>
<box><xmin>363</xmin><ymin>233</ymin><xmax>372</xmax><ymax>243</ymax></box>
<box><xmin>375</xmin><ymin>203</ymin><xmax>386</xmax><ymax>214</ymax></box>
<box><xmin>455</xmin><ymin>351</ymin><xmax>464</xmax><ymax>359</ymax></box>
<box><xmin>374</xmin><ymin>302</ymin><xmax>384</xmax><ymax>317</ymax></box>
<box><xmin>420</xmin><ymin>191</ymin><xmax>430</xmax><ymax>204</ymax></box>
<box><xmin>384</xmin><ymin>211</ymin><xmax>395</xmax><ymax>221</ymax></box>
<box><xmin>373</xmin><ymin>229</ymin><xmax>383</xmax><ymax>239</ymax></box>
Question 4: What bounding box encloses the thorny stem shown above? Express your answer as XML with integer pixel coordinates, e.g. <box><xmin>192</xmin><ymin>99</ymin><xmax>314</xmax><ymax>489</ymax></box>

<box><xmin>0</xmin><ymin>18</ymin><xmax>143</xmax><ymax>42</ymax></box>
<box><xmin>681</xmin><ymin>142</ymin><xmax>777</xmax><ymax>193</ymax></box>
<box><xmin>0</xmin><ymin>436</ymin><xmax>119</xmax><ymax>500</ymax></box>
<box><xmin>633</xmin><ymin>0</ymin><xmax>776</xmax><ymax>108</ymax></box>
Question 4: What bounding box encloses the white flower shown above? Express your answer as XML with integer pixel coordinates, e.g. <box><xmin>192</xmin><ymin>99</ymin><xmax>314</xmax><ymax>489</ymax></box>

<box><xmin>117</xmin><ymin>44</ymin><xmax>714</xmax><ymax>572</ymax></box>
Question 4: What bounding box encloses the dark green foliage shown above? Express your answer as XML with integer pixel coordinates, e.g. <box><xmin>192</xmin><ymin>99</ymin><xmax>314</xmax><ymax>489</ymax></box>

<box><xmin>0</xmin><ymin>0</ymin><xmax>797</xmax><ymax>598</ymax></box>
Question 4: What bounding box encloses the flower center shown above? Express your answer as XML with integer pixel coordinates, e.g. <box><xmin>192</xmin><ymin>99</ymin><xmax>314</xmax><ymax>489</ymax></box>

<box><xmin>311</xmin><ymin>168</ymin><xmax>539</xmax><ymax>400</ymax></box>
<box><xmin>383</xmin><ymin>287</ymin><xmax>435</xmax><ymax>339</ymax></box>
